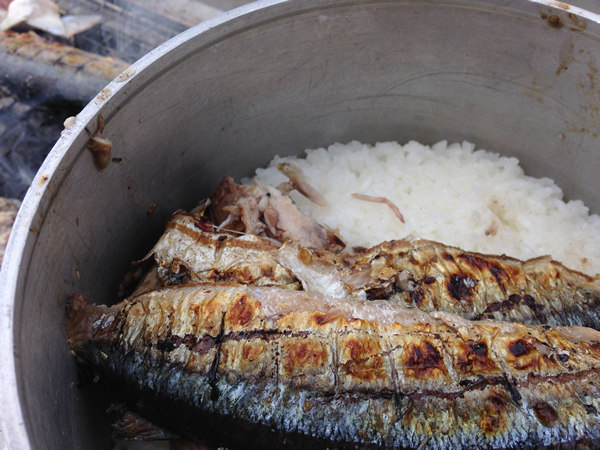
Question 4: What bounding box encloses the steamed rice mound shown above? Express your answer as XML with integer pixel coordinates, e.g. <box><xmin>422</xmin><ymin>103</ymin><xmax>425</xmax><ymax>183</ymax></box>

<box><xmin>253</xmin><ymin>140</ymin><xmax>600</xmax><ymax>276</ymax></box>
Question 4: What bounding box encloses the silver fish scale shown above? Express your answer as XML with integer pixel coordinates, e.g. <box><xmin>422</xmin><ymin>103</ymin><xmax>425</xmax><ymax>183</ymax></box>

<box><xmin>78</xmin><ymin>333</ymin><xmax>600</xmax><ymax>449</ymax></box>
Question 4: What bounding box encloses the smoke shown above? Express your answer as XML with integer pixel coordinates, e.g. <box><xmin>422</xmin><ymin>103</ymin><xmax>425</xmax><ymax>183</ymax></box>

<box><xmin>62</xmin><ymin>0</ymin><xmax>221</xmax><ymax>62</ymax></box>
<box><xmin>0</xmin><ymin>83</ymin><xmax>83</xmax><ymax>198</ymax></box>
<box><xmin>0</xmin><ymin>0</ymin><xmax>235</xmax><ymax>199</ymax></box>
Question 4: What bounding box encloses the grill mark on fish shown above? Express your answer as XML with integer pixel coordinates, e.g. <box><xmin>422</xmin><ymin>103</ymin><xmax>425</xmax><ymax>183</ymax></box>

<box><xmin>146</xmin><ymin>212</ymin><xmax>299</xmax><ymax>289</ymax></box>
<box><xmin>457</xmin><ymin>254</ymin><xmax>511</xmax><ymax>292</ymax></box>
<box><xmin>477</xmin><ymin>293</ymin><xmax>547</xmax><ymax>323</ymax></box>
<box><xmin>500</xmin><ymin>375</ymin><xmax>522</xmax><ymax>406</ymax></box>
<box><xmin>141</xmin><ymin>327</ymin><xmax>315</xmax><ymax>357</ymax></box>
<box><xmin>68</xmin><ymin>285</ymin><xmax>600</xmax><ymax>448</ymax></box>
<box><xmin>447</xmin><ymin>273</ymin><xmax>477</xmax><ymax>302</ymax></box>
<box><xmin>532</xmin><ymin>400</ymin><xmax>559</xmax><ymax>426</ymax></box>
<box><xmin>170</xmin><ymin>218</ymin><xmax>277</xmax><ymax>253</ymax></box>
<box><xmin>208</xmin><ymin>313</ymin><xmax>226</xmax><ymax>400</ymax></box>
<box><xmin>143</xmin><ymin>210</ymin><xmax>600</xmax><ymax>330</ymax></box>
<box><xmin>345</xmin><ymin>240</ymin><xmax>600</xmax><ymax>329</ymax></box>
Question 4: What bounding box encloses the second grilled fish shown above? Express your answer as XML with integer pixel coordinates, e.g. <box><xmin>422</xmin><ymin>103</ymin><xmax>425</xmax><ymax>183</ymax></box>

<box><xmin>141</xmin><ymin>209</ymin><xmax>600</xmax><ymax>329</ymax></box>
<box><xmin>278</xmin><ymin>239</ymin><xmax>600</xmax><ymax>329</ymax></box>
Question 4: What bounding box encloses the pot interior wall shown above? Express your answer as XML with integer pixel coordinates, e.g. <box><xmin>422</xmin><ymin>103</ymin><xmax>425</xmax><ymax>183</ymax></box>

<box><xmin>8</xmin><ymin>1</ymin><xmax>600</xmax><ymax>448</ymax></box>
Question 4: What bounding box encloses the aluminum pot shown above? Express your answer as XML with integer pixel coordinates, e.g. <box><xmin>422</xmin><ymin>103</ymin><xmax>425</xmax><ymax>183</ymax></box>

<box><xmin>2</xmin><ymin>0</ymin><xmax>600</xmax><ymax>448</ymax></box>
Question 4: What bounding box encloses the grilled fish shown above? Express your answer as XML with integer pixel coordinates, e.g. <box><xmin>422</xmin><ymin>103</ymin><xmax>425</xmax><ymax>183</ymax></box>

<box><xmin>347</xmin><ymin>239</ymin><xmax>600</xmax><ymax>329</ymax></box>
<box><xmin>277</xmin><ymin>240</ymin><xmax>600</xmax><ymax>329</ymax></box>
<box><xmin>144</xmin><ymin>211</ymin><xmax>299</xmax><ymax>289</ymax></box>
<box><xmin>68</xmin><ymin>283</ymin><xmax>600</xmax><ymax>449</ymax></box>
<box><xmin>207</xmin><ymin>176</ymin><xmax>344</xmax><ymax>251</ymax></box>
<box><xmin>145</xmin><ymin>210</ymin><xmax>600</xmax><ymax>329</ymax></box>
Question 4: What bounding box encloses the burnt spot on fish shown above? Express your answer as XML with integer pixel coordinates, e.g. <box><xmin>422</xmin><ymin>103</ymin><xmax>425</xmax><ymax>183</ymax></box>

<box><xmin>499</xmin><ymin>376</ymin><xmax>522</xmax><ymax>405</ymax></box>
<box><xmin>522</xmin><ymin>295</ymin><xmax>547</xmax><ymax>322</ymax></box>
<box><xmin>482</xmin><ymin>294</ymin><xmax>524</xmax><ymax>314</ymax></box>
<box><xmin>503</xmin><ymin>337</ymin><xmax>559</xmax><ymax>372</ymax></box>
<box><xmin>339</xmin><ymin>335</ymin><xmax>389</xmax><ymax>386</ymax></box>
<box><xmin>344</xmin><ymin>336</ymin><xmax>377</xmax><ymax>361</ymax></box>
<box><xmin>447</xmin><ymin>274</ymin><xmax>477</xmax><ymax>302</ymax></box>
<box><xmin>423</xmin><ymin>276</ymin><xmax>436</xmax><ymax>285</ymax></box>
<box><xmin>155</xmin><ymin>337</ymin><xmax>177</xmax><ymax>352</ymax></box>
<box><xmin>479</xmin><ymin>390</ymin><xmax>511</xmax><ymax>435</ymax></box>
<box><xmin>208</xmin><ymin>313</ymin><xmax>227</xmax><ymax>400</ymax></box>
<box><xmin>218</xmin><ymin>337</ymin><xmax>275</xmax><ymax>380</ymax></box>
<box><xmin>442</xmin><ymin>253</ymin><xmax>454</xmax><ymax>262</ymax></box>
<box><xmin>228</xmin><ymin>295</ymin><xmax>255</xmax><ymax>326</ymax></box>
<box><xmin>402</xmin><ymin>341</ymin><xmax>447</xmax><ymax>380</ymax></box>
<box><xmin>479</xmin><ymin>293</ymin><xmax>546</xmax><ymax>322</ymax></box>
<box><xmin>456</xmin><ymin>340</ymin><xmax>499</xmax><ymax>375</ymax></box>
<box><xmin>471</xmin><ymin>342</ymin><xmax>487</xmax><ymax>356</ymax></box>
<box><xmin>409</xmin><ymin>286</ymin><xmax>425</xmax><ymax>307</ymax></box>
<box><xmin>532</xmin><ymin>401</ymin><xmax>559</xmax><ymax>426</ymax></box>
<box><xmin>280</xmin><ymin>339</ymin><xmax>331</xmax><ymax>387</ymax></box>
<box><xmin>458</xmin><ymin>254</ymin><xmax>511</xmax><ymax>286</ymax></box>
<box><xmin>522</xmin><ymin>294</ymin><xmax>540</xmax><ymax>310</ymax></box>
<box><xmin>584</xmin><ymin>403</ymin><xmax>598</xmax><ymax>415</ymax></box>
<box><xmin>282</xmin><ymin>341</ymin><xmax>328</xmax><ymax>368</ymax></box>
<box><xmin>508</xmin><ymin>339</ymin><xmax>533</xmax><ymax>357</ymax></box>
<box><xmin>341</xmin><ymin>354</ymin><xmax>386</xmax><ymax>384</ymax></box>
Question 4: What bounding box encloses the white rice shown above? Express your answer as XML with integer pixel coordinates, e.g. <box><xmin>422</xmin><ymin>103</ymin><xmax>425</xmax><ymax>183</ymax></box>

<box><xmin>252</xmin><ymin>140</ymin><xmax>600</xmax><ymax>276</ymax></box>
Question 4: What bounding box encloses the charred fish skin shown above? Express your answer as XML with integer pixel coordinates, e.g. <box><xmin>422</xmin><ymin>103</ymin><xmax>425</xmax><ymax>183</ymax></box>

<box><xmin>347</xmin><ymin>239</ymin><xmax>600</xmax><ymax>330</ymax></box>
<box><xmin>142</xmin><ymin>209</ymin><xmax>600</xmax><ymax>330</ymax></box>
<box><xmin>68</xmin><ymin>285</ymin><xmax>600</xmax><ymax>449</ymax></box>
<box><xmin>146</xmin><ymin>212</ymin><xmax>300</xmax><ymax>289</ymax></box>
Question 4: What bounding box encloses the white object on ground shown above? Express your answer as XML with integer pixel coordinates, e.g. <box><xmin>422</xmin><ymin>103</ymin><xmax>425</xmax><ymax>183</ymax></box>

<box><xmin>0</xmin><ymin>0</ymin><xmax>101</xmax><ymax>38</ymax></box>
